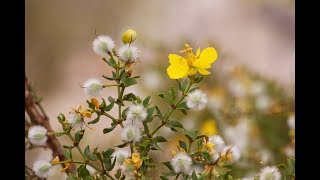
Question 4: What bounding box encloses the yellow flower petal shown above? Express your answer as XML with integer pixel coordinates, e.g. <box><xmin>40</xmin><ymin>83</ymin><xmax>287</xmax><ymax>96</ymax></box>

<box><xmin>135</xmin><ymin>159</ymin><xmax>143</xmax><ymax>169</ymax></box>
<box><xmin>194</xmin><ymin>47</ymin><xmax>217</xmax><ymax>69</ymax></box>
<box><xmin>82</xmin><ymin>111</ymin><xmax>92</xmax><ymax>118</ymax></box>
<box><xmin>187</xmin><ymin>67</ymin><xmax>197</xmax><ymax>76</ymax></box>
<box><xmin>167</xmin><ymin>64</ymin><xmax>189</xmax><ymax>79</ymax></box>
<box><xmin>197</xmin><ymin>67</ymin><xmax>211</xmax><ymax>75</ymax></box>
<box><xmin>196</xmin><ymin>48</ymin><xmax>201</xmax><ymax>58</ymax></box>
<box><xmin>51</xmin><ymin>156</ymin><xmax>60</xmax><ymax>165</ymax></box>
<box><xmin>132</xmin><ymin>153</ymin><xmax>140</xmax><ymax>163</ymax></box>
<box><xmin>168</xmin><ymin>54</ymin><xmax>186</xmax><ymax>65</ymax></box>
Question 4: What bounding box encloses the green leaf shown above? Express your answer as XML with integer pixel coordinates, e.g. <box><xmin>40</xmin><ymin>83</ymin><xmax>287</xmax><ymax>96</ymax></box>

<box><xmin>103</xmin><ymin>125</ymin><xmax>116</xmax><ymax>134</ymax></box>
<box><xmin>184</xmin><ymin>129</ymin><xmax>197</xmax><ymax>141</ymax></box>
<box><xmin>106</xmin><ymin>58</ymin><xmax>117</xmax><ymax>68</ymax></box>
<box><xmin>115</xmin><ymin>169</ymin><xmax>122</xmax><ymax>179</ymax></box>
<box><xmin>63</xmin><ymin>149</ymin><xmax>71</xmax><ymax>159</ymax></box>
<box><xmin>52</xmin><ymin>132</ymin><xmax>66</xmax><ymax>137</ymax></box>
<box><xmin>67</xmin><ymin>173</ymin><xmax>78</xmax><ymax>180</ymax></box>
<box><xmin>122</xmin><ymin>93</ymin><xmax>136</xmax><ymax>101</ymax></box>
<box><xmin>86</xmin><ymin>100</ymin><xmax>95</xmax><ymax>110</ymax></box>
<box><xmin>75</xmin><ymin>130</ymin><xmax>85</xmax><ymax>143</ymax></box>
<box><xmin>108</xmin><ymin>96</ymin><xmax>115</xmax><ymax>103</ymax></box>
<box><xmin>123</xmin><ymin>78</ymin><xmax>137</xmax><ymax>87</ymax></box>
<box><xmin>287</xmin><ymin>158</ymin><xmax>295</xmax><ymax>176</ymax></box>
<box><xmin>122</xmin><ymin>107</ymin><xmax>129</xmax><ymax>119</ymax></box>
<box><xmin>192</xmin><ymin>171</ymin><xmax>198</xmax><ymax>180</ymax></box>
<box><xmin>201</xmin><ymin>152</ymin><xmax>211</xmax><ymax>162</ymax></box>
<box><xmin>143</xmin><ymin>96</ymin><xmax>151</xmax><ymax>107</ymax></box>
<box><xmin>166</xmin><ymin>120</ymin><xmax>184</xmax><ymax>129</ymax></box>
<box><xmin>77</xmin><ymin>165</ymin><xmax>90</xmax><ymax>178</ymax></box>
<box><xmin>169</xmin><ymin>86</ymin><xmax>176</xmax><ymax>102</ymax></box>
<box><xmin>88</xmin><ymin>115</ymin><xmax>100</xmax><ymax>124</ymax></box>
<box><xmin>102</xmin><ymin>75</ymin><xmax>115</xmax><ymax>81</ymax></box>
<box><xmin>179</xmin><ymin>140</ymin><xmax>187</xmax><ymax>152</ymax></box>
<box><xmin>84</xmin><ymin>146</ymin><xmax>99</xmax><ymax>161</ymax></box>
<box><xmin>158</xmin><ymin>93</ymin><xmax>165</xmax><ymax>99</ymax></box>
<box><xmin>104</xmin><ymin>100</ymin><xmax>115</xmax><ymax>111</ymax></box>
<box><xmin>116</xmin><ymin>142</ymin><xmax>129</xmax><ymax>148</ymax></box>
<box><xmin>146</xmin><ymin>107</ymin><xmax>155</xmax><ymax>122</ymax></box>
<box><xmin>84</xmin><ymin>176</ymin><xmax>95</xmax><ymax>180</ymax></box>
<box><xmin>102</xmin><ymin>148</ymin><xmax>115</xmax><ymax>159</ymax></box>
<box><xmin>162</xmin><ymin>161</ymin><xmax>173</xmax><ymax>171</ymax></box>
<box><xmin>153</xmin><ymin>136</ymin><xmax>167</xmax><ymax>143</ymax></box>
<box><xmin>194</xmin><ymin>76</ymin><xmax>204</xmax><ymax>83</ymax></box>
<box><xmin>105</xmin><ymin>156</ymin><xmax>117</xmax><ymax>171</ymax></box>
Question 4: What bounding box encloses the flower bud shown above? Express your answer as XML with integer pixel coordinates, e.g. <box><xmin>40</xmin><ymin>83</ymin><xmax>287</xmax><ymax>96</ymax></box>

<box><xmin>122</xmin><ymin>29</ymin><xmax>137</xmax><ymax>44</ymax></box>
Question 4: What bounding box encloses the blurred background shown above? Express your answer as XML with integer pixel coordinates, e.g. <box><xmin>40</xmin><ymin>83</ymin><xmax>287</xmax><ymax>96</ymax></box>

<box><xmin>25</xmin><ymin>0</ymin><xmax>294</xmax><ymax>179</ymax></box>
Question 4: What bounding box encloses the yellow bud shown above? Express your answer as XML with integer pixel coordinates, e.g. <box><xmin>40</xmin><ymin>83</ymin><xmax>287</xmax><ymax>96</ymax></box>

<box><xmin>51</xmin><ymin>156</ymin><xmax>60</xmax><ymax>165</ymax></box>
<box><xmin>61</xmin><ymin>162</ymin><xmax>70</xmax><ymax>173</ymax></box>
<box><xmin>122</xmin><ymin>29</ymin><xmax>137</xmax><ymax>44</ymax></box>
<box><xmin>91</xmin><ymin>98</ymin><xmax>100</xmax><ymax>109</ymax></box>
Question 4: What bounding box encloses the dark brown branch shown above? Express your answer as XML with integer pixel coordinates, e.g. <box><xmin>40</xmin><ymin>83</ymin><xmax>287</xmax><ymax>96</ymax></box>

<box><xmin>25</xmin><ymin>75</ymin><xmax>76</xmax><ymax>174</ymax></box>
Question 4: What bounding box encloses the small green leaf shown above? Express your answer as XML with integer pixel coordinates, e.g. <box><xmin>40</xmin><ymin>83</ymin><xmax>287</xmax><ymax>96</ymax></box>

<box><xmin>75</xmin><ymin>130</ymin><xmax>85</xmax><ymax>143</ymax></box>
<box><xmin>115</xmin><ymin>169</ymin><xmax>121</xmax><ymax>179</ymax></box>
<box><xmin>192</xmin><ymin>171</ymin><xmax>198</xmax><ymax>180</ymax></box>
<box><xmin>102</xmin><ymin>148</ymin><xmax>115</xmax><ymax>159</ymax></box>
<box><xmin>287</xmin><ymin>158</ymin><xmax>295</xmax><ymax>176</ymax></box>
<box><xmin>153</xmin><ymin>136</ymin><xmax>167</xmax><ymax>143</ymax></box>
<box><xmin>123</xmin><ymin>78</ymin><xmax>137</xmax><ymax>87</ymax></box>
<box><xmin>67</xmin><ymin>173</ymin><xmax>78</xmax><ymax>180</ymax></box>
<box><xmin>122</xmin><ymin>93</ymin><xmax>136</xmax><ymax>101</ymax></box>
<box><xmin>179</xmin><ymin>140</ymin><xmax>187</xmax><ymax>152</ymax></box>
<box><xmin>166</xmin><ymin>120</ymin><xmax>184</xmax><ymax>129</ymax></box>
<box><xmin>106</xmin><ymin>58</ymin><xmax>117</xmax><ymax>68</ymax></box>
<box><xmin>162</xmin><ymin>161</ymin><xmax>173</xmax><ymax>171</ymax></box>
<box><xmin>143</xmin><ymin>96</ymin><xmax>151</xmax><ymax>107</ymax></box>
<box><xmin>57</xmin><ymin>113</ymin><xmax>66</xmax><ymax>124</ymax></box>
<box><xmin>116</xmin><ymin>142</ymin><xmax>129</xmax><ymax>148</ymax></box>
<box><xmin>102</xmin><ymin>75</ymin><xmax>115</xmax><ymax>80</ymax></box>
<box><xmin>194</xmin><ymin>76</ymin><xmax>204</xmax><ymax>83</ymax></box>
<box><xmin>88</xmin><ymin>115</ymin><xmax>100</xmax><ymax>124</ymax></box>
<box><xmin>77</xmin><ymin>165</ymin><xmax>90</xmax><ymax>178</ymax></box>
<box><xmin>103</xmin><ymin>125</ymin><xmax>116</xmax><ymax>134</ymax></box>
<box><xmin>169</xmin><ymin>86</ymin><xmax>176</xmax><ymax>102</ymax></box>
<box><xmin>201</xmin><ymin>152</ymin><xmax>211</xmax><ymax>162</ymax></box>
<box><xmin>146</xmin><ymin>107</ymin><xmax>155</xmax><ymax>122</ymax></box>
<box><xmin>63</xmin><ymin>149</ymin><xmax>71</xmax><ymax>159</ymax></box>
<box><xmin>84</xmin><ymin>146</ymin><xmax>99</xmax><ymax>161</ymax></box>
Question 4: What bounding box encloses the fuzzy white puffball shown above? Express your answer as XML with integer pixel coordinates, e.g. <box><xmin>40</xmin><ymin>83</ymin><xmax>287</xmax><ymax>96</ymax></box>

<box><xmin>32</xmin><ymin>160</ymin><xmax>52</xmax><ymax>178</ymax></box>
<box><xmin>118</xmin><ymin>44</ymin><xmax>139</xmax><ymax>63</ymax></box>
<box><xmin>121</xmin><ymin>125</ymin><xmax>142</xmax><ymax>143</ymax></box>
<box><xmin>113</xmin><ymin>149</ymin><xmax>130</xmax><ymax>165</ymax></box>
<box><xmin>28</xmin><ymin>126</ymin><xmax>48</xmax><ymax>146</ymax></box>
<box><xmin>186</xmin><ymin>89</ymin><xmax>208</xmax><ymax>110</ymax></box>
<box><xmin>126</xmin><ymin>104</ymin><xmax>148</xmax><ymax>122</ymax></box>
<box><xmin>222</xmin><ymin>146</ymin><xmax>241</xmax><ymax>162</ymax></box>
<box><xmin>67</xmin><ymin>112</ymin><xmax>83</xmax><ymax>128</ymax></box>
<box><xmin>171</xmin><ymin>153</ymin><xmax>192</xmax><ymax>174</ymax></box>
<box><xmin>83</xmin><ymin>78</ymin><xmax>103</xmax><ymax>97</ymax></box>
<box><xmin>259</xmin><ymin>166</ymin><xmax>281</xmax><ymax>180</ymax></box>
<box><xmin>208</xmin><ymin>135</ymin><xmax>225</xmax><ymax>153</ymax></box>
<box><xmin>92</xmin><ymin>35</ymin><xmax>115</xmax><ymax>57</ymax></box>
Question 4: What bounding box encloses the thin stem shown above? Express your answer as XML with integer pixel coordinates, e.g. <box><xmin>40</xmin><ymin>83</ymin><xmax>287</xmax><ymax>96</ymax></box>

<box><xmin>175</xmin><ymin>172</ymin><xmax>182</xmax><ymax>180</ymax></box>
<box><xmin>130</xmin><ymin>142</ymin><xmax>134</xmax><ymax>155</ymax></box>
<box><xmin>102</xmin><ymin>112</ymin><xmax>118</xmax><ymax>122</ymax></box>
<box><xmin>143</xmin><ymin>121</ymin><xmax>151</xmax><ymax>138</ymax></box>
<box><xmin>67</xmin><ymin>134</ymin><xmax>86</xmax><ymax>161</ymax></box>
<box><xmin>151</xmin><ymin>78</ymin><xmax>193</xmax><ymax>137</ymax></box>
<box><xmin>103</xmin><ymin>84</ymin><xmax>120</xmax><ymax>88</ymax></box>
<box><xmin>116</xmin><ymin>58</ymin><xmax>124</xmax><ymax>128</ymax></box>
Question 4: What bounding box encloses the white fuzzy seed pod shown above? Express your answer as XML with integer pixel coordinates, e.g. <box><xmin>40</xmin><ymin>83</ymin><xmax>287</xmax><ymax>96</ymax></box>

<box><xmin>121</xmin><ymin>125</ymin><xmax>142</xmax><ymax>143</ymax></box>
<box><xmin>118</xmin><ymin>44</ymin><xmax>139</xmax><ymax>63</ymax></box>
<box><xmin>92</xmin><ymin>35</ymin><xmax>115</xmax><ymax>57</ymax></box>
<box><xmin>113</xmin><ymin>149</ymin><xmax>130</xmax><ymax>165</ymax></box>
<box><xmin>208</xmin><ymin>135</ymin><xmax>225</xmax><ymax>153</ymax></box>
<box><xmin>83</xmin><ymin>78</ymin><xmax>103</xmax><ymax>97</ymax></box>
<box><xmin>67</xmin><ymin>112</ymin><xmax>83</xmax><ymax>128</ymax></box>
<box><xmin>259</xmin><ymin>166</ymin><xmax>281</xmax><ymax>180</ymax></box>
<box><xmin>186</xmin><ymin>89</ymin><xmax>208</xmax><ymax>110</ymax></box>
<box><xmin>32</xmin><ymin>160</ymin><xmax>52</xmax><ymax>178</ymax></box>
<box><xmin>170</xmin><ymin>153</ymin><xmax>192</xmax><ymax>174</ymax></box>
<box><xmin>28</xmin><ymin>126</ymin><xmax>48</xmax><ymax>146</ymax></box>
<box><xmin>126</xmin><ymin>104</ymin><xmax>147</xmax><ymax>122</ymax></box>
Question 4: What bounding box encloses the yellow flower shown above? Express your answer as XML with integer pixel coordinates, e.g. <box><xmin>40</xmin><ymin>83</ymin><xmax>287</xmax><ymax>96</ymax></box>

<box><xmin>51</xmin><ymin>156</ymin><xmax>60</xmax><ymax>165</ymax></box>
<box><xmin>201</xmin><ymin>120</ymin><xmax>218</xmax><ymax>135</ymax></box>
<box><xmin>90</xmin><ymin>98</ymin><xmax>100</xmax><ymax>109</ymax></box>
<box><xmin>124</xmin><ymin>153</ymin><xmax>143</xmax><ymax>169</ymax></box>
<box><xmin>122</xmin><ymin>29</ymin><xmax>137</xmax><ymax>44</ymax></box>
<box><xmin>167</xmin><ymin>44</ymin><xmax>218</xmax><ymax>79</ymax></box>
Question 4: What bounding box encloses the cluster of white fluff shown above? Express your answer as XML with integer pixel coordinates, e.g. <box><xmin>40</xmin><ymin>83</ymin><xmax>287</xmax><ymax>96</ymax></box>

<box><xmin>126</xmin><ymin>104</ymin><xmax>147</xmax><ymax>122</ymax></box>
<box><xmin>222</xmin><ymin>146</ymin><xmax>241</xmax><ymax>162</ymax></box>
<box><xmin>67</xmin><ymin>112</ymin><xmax>83</xmax><ymax>128</ymax></box>
<box><xmin>120</xmin><ymin>162</ymin><xmax>136</xmax><ymax>180</ymax></box>
<box><xmin>32</xmin><ymin>160</ymin><xmax>52</xmax><ymax>178</ymax></box>
<box><xmin>92</xmin><ymin>35</ymin><xmax>115</xmax><ymax>57</ymax></box>
<box><xmin>83</xmin><ymin>78</ymin><xmax>103</xmax><ymax>97</ymax></box>
<box><xmin>113</xmin><ymin>149</ymin><xmax>130</xmax><ymax>165</ymax></box>
<box><xmin>121</xmin><ymin>124</ymin><xmax>142</xmax><ymax>143</ymax></box>
<box><xmin>287</xmin><ymin>114</ymin><xmax>295</xmax><ymax>130</ymax></box>
<box><xmin>170</xmin><ymin>153</ymin><xmax>193</xmax><ymax>174</ymax></box>
<box><xmin>259</xmin><ymin>166</ymin><xmax>281</xmax><ymax>180</ymax></box>
<box><xmin>86</xmin><ymin>165</ymin><xmax>97</xmax><ymax>176</ymax></box>
<box><xmin>208</xmin><ymin>135</ymin><xmax>225</xmax><ymax>153</ymax></box>
<box><xmin>28</xmin><ymin>125</ymin><xmax>48</xmax><ymax>146</ymax></box>
<box><xmin>118</xmin><ymin>44</ymin><xmax>139</xmax><ymax>63</ymax></box>
<box><xmin>255</xmin><ymin>94</ymin><xmax>271</xmax><ymax>111</ymax></box>
<box><xmin>186</xmin><ymin>89</ymin><xmax>208</xmax><ymax>110</ymax></box>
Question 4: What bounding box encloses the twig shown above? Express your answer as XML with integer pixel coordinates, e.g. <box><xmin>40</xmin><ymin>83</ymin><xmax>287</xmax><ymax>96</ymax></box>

<box><xmin>25</xmin><ymin>75</ymin><xmax>76</xmax><ymax>174</ymax></box>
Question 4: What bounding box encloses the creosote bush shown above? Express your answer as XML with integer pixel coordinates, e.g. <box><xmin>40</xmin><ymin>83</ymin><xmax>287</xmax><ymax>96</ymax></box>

<box><xmin>25</xmin><ymin>29</ymin><xmax>295</xmax><ymax>180</ymax></box>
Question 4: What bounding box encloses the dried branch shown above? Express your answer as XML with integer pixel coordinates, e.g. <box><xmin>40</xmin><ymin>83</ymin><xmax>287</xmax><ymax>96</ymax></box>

<box><xmin>25</xmin><ymin>75</ymin><xmax>76</xmax><ymax>174</ymax></box>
